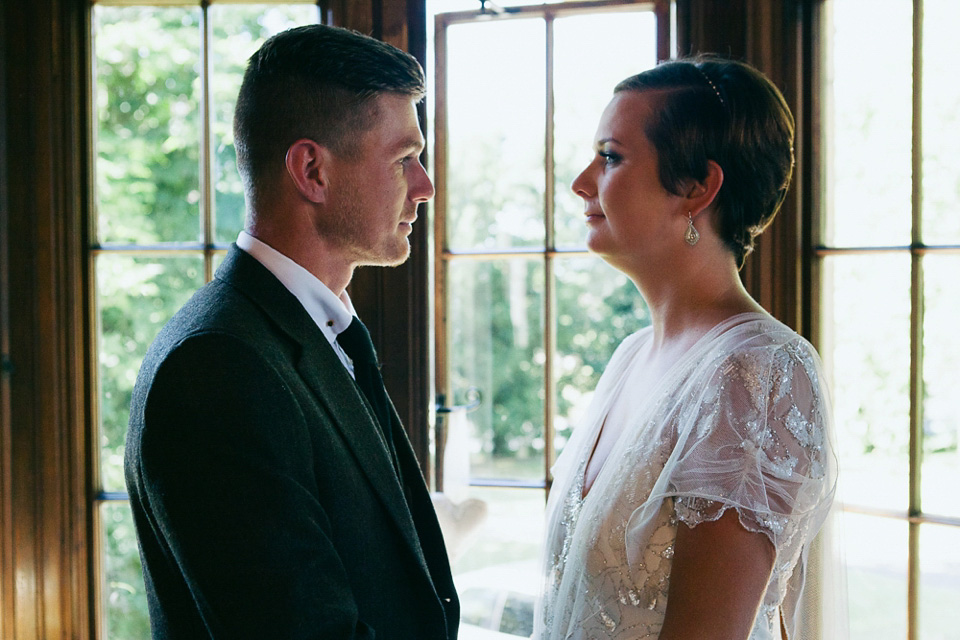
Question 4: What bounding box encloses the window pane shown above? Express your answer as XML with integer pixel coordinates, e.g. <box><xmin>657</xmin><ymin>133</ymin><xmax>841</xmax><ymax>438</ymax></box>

<box><xmin>919</xmin><ymin>522</ymin><xmax>960</xmax><ymax>639</ymax></box>
<box><xmin>97</xmin><ymin>255</ymin><xmax>204</xmax><ymax>491</ymax></box>
<box><xmin>843</xmin><ymin>512</ymin><xmax>908</xmax><ymax>640</ymax></box>
<box><xmin>94</xmin><ymin>7</ymin><xmax>202</xmax><ymax>244</ymax></box>
<box><xmin>102</xmin><ymin>501</ymin><xmax>150</xmax><ymax>640</ymax></box>
<box><xmin>445</xmin><ymin>19</ymin><xmax>546</xmax><ymax>250</ymax></box>
<box><xmin>921</xmin><ymin>0</ymin><xmax>960</xmax><ymax>245</ymax></box>
<box><xmin>553</xmin><ymin>10</ymin><xmax>657</xmax><ymax>248</ymax></box>
<box><xmin>827</xmin><ymin>0</ymin><xmax>912</xmax><ymax>247</ymax></box>
<box><xmin>452</xmin><ymin>487</ymin><xmax>542</xmax><ymax>638</ymax></box>
<box><xmin>922</xmin><ymin>255</ymin><xmax>960</xmax><ymax>518</ymax></box>
<box><xmin>209</xmin><ymin>4</ymin><xmax>319</xmax><ymax>243</ymax></box>
<box><xmin>448</xmin><ymin>258</ymin><xmax>545</xmax><ymax>482</ymax></box>
<box><xmin>821</xmin><ymin>255</ymin><xmax>910</xmax><ymax>511</ymax></box>
<box><xmin>554</xmin><ymin>257</ymin><xmax>648</xmax><ymax>459</ymax></box>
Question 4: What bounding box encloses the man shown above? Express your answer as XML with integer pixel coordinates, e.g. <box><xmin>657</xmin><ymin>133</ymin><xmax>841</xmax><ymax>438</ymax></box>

<box><xmin>124</xmin><ymin>24</ymin><xmax>459</xmax><ymax>639</ymax></box>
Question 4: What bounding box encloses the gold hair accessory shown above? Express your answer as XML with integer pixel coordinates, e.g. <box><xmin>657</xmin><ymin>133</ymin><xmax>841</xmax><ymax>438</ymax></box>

<box><xmin>685</xmin><ymin>212</ymin><xmax>700</xmax><ymax>246</ymax></box>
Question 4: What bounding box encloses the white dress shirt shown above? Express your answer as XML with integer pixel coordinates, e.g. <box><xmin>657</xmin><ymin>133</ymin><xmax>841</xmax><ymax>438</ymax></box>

<box><xmin>236</xmin><ymin>230</ymin><xmax>356</xmax><ymax>376</ymax></box>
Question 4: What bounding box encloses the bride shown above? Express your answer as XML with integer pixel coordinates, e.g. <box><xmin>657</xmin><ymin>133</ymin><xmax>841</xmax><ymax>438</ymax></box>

<box><xmin>535</xmin><ymin>57</ymin><xmax>838</xmax><ymax>640</ymax></box>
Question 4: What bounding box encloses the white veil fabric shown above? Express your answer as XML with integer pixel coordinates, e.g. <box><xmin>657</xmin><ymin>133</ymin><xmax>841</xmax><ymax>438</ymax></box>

<box><xmin>535</xmin><ymin>313</ymin><xmax>841</xmax><ymax>640</ymax></box>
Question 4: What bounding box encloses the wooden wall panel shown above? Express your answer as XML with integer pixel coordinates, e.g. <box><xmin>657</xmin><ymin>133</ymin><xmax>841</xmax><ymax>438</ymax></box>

<box><xmin>0</xmin><ymin>0</ymin><xmax>92</xmax><ymax>637</ymax></box>
<box><xmin>0</xmin><ymin>3</ymin><xmax>13</xmax><ymax>638</ymax></box>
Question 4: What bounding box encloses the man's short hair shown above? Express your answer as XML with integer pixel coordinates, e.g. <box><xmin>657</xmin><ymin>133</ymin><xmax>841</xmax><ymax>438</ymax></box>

<box><xmin>233</xmin><ymin>24</ymin><xmax>425</xmax><ymax>202</ymax></box>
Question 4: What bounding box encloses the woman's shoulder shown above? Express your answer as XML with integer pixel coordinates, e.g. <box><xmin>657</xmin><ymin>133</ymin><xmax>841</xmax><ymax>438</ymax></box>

<box><xmin>708</xmin><ymin>312</ymin><xmax>821</xmax><ymax>365</ymax></box>
<box><xmin>691</xmin><ymin>313</ymin><xmax>827</xmax><ymax>404</ymax></box>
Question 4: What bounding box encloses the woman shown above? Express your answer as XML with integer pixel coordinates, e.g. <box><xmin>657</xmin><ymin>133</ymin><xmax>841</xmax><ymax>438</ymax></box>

<box><xmin>536</xmin><ymin>58</ymin><xmax>838</xmax><ymax>640</ymax></box>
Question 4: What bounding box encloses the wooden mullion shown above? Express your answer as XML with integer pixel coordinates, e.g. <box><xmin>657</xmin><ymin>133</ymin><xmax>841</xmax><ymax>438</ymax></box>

<box><xmin>906</xmin><ymin>0</ymin><xmax>924</xmax><ymax>637</ymax></box>
<box><xmin>200</xmin><ymin>2</ymin><xmax>215</xmax><ymax>283</ymax></box>
<box><xmin>432</xmin><ymin>11</ymin><xmax>450</xmax><ymax>492</ymax></box>
<box><xmin>543</xmin><ymin>13</ymin><xmax>556</xmax><ymax>497</ymax></box>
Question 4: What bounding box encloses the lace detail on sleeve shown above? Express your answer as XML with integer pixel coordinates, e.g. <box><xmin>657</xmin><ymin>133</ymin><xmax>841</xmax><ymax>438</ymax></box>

<box><xmin>667</xmin><ymin>337</ymin><xmax>833</xmax><ymax>547</ymax></box>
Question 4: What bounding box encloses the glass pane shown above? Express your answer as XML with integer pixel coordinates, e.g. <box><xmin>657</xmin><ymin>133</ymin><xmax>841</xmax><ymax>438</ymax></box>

<box><xmin>827</xmin><ymin>0</ymin><xmax>912</xmax><ymax>247</ymax></box>
<box><xmin>97</xmin><ymin>255</ymin><xmax>204</xmax><ymax>491</ymax></box>
<box><xmin>553</xmin><ymin>256</ymin><xmax>648</xmax><ymax>458</ymax></box>
<box><xmin>102</xmin><ymin>501</ymin><xmax>150</xmax><ymax>640</ymax></box>
<box><xmin>448</xmin><ymin>258</ymin><xmax>545</xmax><ymax>483</ymax></box>
<box><xmin>922</xmin><ymin>0</ymin><xmax>960</xmax><ymax>245</ymax></box>
<box><xmin>209</xmin><ymin>5</ymin><xmax>319</xmax><ymax>243</ymax></box>
<box><xmin>452</xmin><ymin>487</ymin><xmax>542</xmax><ymax>639</ymax></box>
<box><xmin>919</xmin><ymin>522</ymin><xmax>960</xmax><ymax>639</ymax></box>
<box><xmin>446</xmin><ymin>19</ymin><xmax>546</xmax><ymax>250</ymax></box>
<box><xmin>553</xmin><ymin>11</ymin><xmax>658</xmax><ymax>248</ymax></box>
<box><xmin>821</xmin><ymin>255</ymin><xmax>910</xmax><ymax>511</ymax></box>
<box><xmin>843</xmin><ymin>512</ymin><xmax>908</xmax><ymax>640</ymax></box>
<box><xmin>94</xmin><ymin>7</ymin><xmax>202</xmax><ymax>244</ymax></box>
<box><xmin>213</xmin><ymin>250</ymin><xmax>227</xmax><ymax>273</ymax></box>
<box><xmin>922</xmin><ymin>256</ymin><xmax>960</xmax><ymax>517</ymax></box>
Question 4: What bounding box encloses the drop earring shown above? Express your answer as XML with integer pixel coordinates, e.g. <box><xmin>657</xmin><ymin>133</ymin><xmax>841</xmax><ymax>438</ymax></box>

<box><xmin>684</xmin><ymin>212</ymin><xmax>700</xmax><ymax>246</ymax></box>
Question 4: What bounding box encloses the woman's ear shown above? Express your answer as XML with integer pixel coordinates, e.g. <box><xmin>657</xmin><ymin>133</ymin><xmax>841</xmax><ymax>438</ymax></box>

<box><xmin>685</xmin><ymin>160</ymin><xmax>724</xmax><ymax>219</ymax></box>
<box><xmin>284</xmin><ymin>138</ymin><xmax>329</xmax><ymax>204</ymax></box>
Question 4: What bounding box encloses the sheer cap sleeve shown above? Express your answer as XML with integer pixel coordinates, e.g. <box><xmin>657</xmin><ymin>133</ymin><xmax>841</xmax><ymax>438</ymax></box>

<box><xmin>669</xmin><ymin>337</ymin><xmax>832</xmax><ymax>542</ymax></box>
<box><xmin>652</xmin><ymin>331</ymin><xmax>838</xmax><ymax>636</ymax></box>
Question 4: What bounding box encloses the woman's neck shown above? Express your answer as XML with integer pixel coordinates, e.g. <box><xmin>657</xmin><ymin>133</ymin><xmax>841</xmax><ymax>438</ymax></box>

<box><xmin>629</xmin><ymin>254</ymin><xmax>766</xmax><ymax>353</ymax></box>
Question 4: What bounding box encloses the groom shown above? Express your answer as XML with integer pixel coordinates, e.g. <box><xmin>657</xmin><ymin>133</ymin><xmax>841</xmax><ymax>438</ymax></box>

<box><xmin>124</xmin><ymin>24</ymin><xmax>459</xmax><ymax>639</ymax></box>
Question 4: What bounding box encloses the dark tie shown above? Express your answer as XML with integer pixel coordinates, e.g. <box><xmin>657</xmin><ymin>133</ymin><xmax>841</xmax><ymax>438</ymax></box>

<box><xmin>336</xmin><ymin>318</ymin><xmax>398</xmax><ymax>469</ymax></box>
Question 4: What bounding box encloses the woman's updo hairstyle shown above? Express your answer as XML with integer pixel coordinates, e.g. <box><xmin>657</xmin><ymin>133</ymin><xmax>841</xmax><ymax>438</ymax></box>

<box><xmin>615</xmin><ymin>56</ymin><xmax>795</xmax><ymax>268</ymax></box>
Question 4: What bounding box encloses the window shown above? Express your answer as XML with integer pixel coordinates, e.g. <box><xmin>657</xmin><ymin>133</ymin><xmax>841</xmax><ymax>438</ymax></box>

<box><xmin>90</xmin><ymin>4</ymin><xmax>320</xmax><ymax>636</ymax></box>
<box><xmin>821</xmin><ymin>0</ymin><xmax>960</xmax><ymax>637</ymax></box>
<box><xmin>430</xmin><ymin>1</ymin><xmax>670</xmax><ymax>629</ymax></box>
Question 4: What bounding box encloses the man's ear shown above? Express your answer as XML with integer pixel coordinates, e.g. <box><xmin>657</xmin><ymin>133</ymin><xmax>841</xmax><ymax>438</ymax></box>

<box><xmin>284</xmin><ymin>138</ymin><xmax>329</xmax><ymax>204</ymax></box>
<box><xmin>685</xmin><ymin>160</ymin><xmax>724</xmax><ymax>219</ymax></box>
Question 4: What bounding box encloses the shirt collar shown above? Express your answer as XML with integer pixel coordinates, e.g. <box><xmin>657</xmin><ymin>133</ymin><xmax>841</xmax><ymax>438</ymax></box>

<box><xmin>236</xmin><ymin>230</ymin><xmax>354</xmax><ymax>346</ymax></box>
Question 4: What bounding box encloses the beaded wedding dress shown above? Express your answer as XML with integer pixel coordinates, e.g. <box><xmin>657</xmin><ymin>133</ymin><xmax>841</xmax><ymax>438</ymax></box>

<box><xmin>535</xmin><ymin>313</ymin><xmax>839</xmax><ymax>640</ymax></box>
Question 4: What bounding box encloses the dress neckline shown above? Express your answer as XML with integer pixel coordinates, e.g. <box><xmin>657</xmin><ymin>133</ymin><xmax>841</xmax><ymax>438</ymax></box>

<box><xmin>579</xmin><ymin>311</ymin><xmax>775</xmax><ymax>501</ymax></box>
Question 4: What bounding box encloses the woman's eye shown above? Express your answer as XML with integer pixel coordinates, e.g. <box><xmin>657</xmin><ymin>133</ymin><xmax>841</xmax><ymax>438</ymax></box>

<box><xmin>599</xmin><ymin>151</ymin><xmax>620</xmax><ymax>165</ymax></box>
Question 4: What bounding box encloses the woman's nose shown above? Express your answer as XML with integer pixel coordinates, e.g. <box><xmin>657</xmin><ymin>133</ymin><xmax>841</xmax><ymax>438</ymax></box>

<box><xmin>571</xmin><ymin>163</ymin><xmax>594</xmax><ymax>199</ymax></box>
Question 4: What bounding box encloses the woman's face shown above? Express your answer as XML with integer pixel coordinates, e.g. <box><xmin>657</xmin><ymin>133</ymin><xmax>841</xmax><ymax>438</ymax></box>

<box><xmin>572</xmin><ymin>91</ymin><xmax>686</xmax><ymax>270</ymax></box>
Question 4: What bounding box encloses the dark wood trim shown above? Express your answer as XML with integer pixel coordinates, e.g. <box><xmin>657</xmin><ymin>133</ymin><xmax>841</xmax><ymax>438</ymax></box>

<box><xmin>336</xmin><ymin>0</ymin><xmax>434</xmax><ymax>477</ymax></box>
<box><xmin>0</xmin><ymin>0</ymin><xmax>93</xmax><ymax>637</ymax></box>
<box><xmin>0</xmin><ymin>4</ymin><xmax>14</xmax><ymax>637</ymax></box>
<box><xmin>801</xmin><ymin>0</ymin><xmax>826</xmax><ymax>347</ymax></box>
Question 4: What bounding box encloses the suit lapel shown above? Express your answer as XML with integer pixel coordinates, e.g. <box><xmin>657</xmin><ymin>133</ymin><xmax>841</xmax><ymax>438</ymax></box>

<box><xmin>215</xmin><ymin>246</ymin><xmax>433</xmax><ymax>581</ymax></box>
<box><xmin>295</xmin><ymin>339</ymin><xmax>432</xmax><ymax>576</ymax></box>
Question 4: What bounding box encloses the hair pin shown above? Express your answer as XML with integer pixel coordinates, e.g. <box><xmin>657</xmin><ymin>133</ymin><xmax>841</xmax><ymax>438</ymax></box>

<box><xmin>696</xmin><ymin>67</ymin><xmax>724</xmax><ymax>106</ymax></box>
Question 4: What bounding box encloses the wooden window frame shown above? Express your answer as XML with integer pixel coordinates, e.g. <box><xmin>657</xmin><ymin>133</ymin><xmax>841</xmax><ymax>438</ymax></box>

<box><xmin>432</xmin><ymin>0</ymin><xmax>671</xmax><ymax>498</ymax></box>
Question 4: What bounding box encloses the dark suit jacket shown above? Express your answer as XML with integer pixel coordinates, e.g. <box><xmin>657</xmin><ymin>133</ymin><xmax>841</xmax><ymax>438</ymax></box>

<box><xmin>125</xmin><ymin>246</ymin><xmax>459</xmax><ymax>639</ymax></box>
